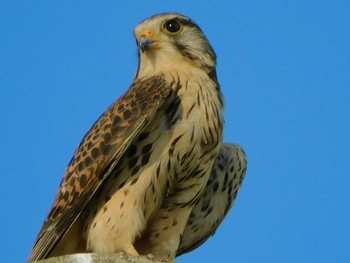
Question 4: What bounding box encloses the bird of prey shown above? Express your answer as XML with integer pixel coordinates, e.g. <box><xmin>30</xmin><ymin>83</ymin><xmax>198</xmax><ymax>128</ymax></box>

<box><xmin>27</xmin><ymin>12</ymin><xmax>247</xmax><ymax>262</ymax></box>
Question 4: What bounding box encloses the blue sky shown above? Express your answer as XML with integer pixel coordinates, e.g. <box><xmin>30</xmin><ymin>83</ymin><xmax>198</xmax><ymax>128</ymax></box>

<box><xmin>1</xmin><ymin>1</ymin><xmax>349</xmax><ymax>262</ymax></box>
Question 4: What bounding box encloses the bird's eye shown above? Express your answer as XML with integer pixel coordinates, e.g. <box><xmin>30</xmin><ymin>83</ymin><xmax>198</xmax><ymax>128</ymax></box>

<box><xmin>162</xmin><ymin>19</ymin><xmax>183</xmax><ymax>34</ymax></box>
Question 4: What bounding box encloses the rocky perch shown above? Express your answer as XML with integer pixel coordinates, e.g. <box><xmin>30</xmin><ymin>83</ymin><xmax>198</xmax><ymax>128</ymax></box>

<box><xmin>35</xmin><ymin>253</ymin><xmax>175</xmax><ymax>263</ymax></box>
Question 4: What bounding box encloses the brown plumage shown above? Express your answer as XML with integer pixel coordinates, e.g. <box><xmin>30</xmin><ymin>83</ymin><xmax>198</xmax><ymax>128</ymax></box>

<box><xmin>27</xmin><ymin>12</ymin><xmax>246</xmax><ymax>262</ymax></box>
<box><xmin>177</xmin><ymin>143</ymin><xmax>247</xmax><ymax>256</ymax></box>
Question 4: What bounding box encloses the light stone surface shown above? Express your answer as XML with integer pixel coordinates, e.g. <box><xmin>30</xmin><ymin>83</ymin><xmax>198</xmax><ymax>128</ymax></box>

<box><xmin>35</xmin><ymin>253</ymin><xmax>174</xmax><ymax>263</ymax></box>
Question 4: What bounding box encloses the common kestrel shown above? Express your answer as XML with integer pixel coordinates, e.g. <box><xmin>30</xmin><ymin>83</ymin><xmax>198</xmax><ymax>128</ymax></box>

<box><xmin>27</xmin><ymin>12</ymin><xmax>246</xmax><ymax>262</ymax></box>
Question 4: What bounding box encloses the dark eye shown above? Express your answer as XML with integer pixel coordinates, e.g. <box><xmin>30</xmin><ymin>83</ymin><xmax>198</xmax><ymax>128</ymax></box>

<box><xmin>163</xmin><ymin>19</ymin><xmax>182</xmax><ymax>33</ymax></box>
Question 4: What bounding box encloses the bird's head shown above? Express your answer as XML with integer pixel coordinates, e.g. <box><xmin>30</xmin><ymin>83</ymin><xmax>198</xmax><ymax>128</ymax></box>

<box><xmin>134</xmin><ymin>13</ymin><xmax>216</xmax><ymax>77</ymax></box>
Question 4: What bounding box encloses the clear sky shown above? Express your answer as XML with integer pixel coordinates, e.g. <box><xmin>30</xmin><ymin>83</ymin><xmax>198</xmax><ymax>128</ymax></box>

<box><xmin>1</xmin><ymin>1</ymin><xmax>349</xmax><ymax>262</ymax></box>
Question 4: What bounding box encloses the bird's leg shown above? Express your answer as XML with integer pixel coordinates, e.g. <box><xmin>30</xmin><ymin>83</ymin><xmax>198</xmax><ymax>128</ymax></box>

<box><xmin>135</xmin><ymin>205</ymin><xmax>193</xmax><ymax>259</ymax></box>
<box><xmin>135</xmin><ymin>168</ymin><xmax>214</xmax><ymax>259</ymax></box>
<box><xmin>124</xmin><ymin>244</ymin><xmax>139</xmax><ymax>256</ymax></box>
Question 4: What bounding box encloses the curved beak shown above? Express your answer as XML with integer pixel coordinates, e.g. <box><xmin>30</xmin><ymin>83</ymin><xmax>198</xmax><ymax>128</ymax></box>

<box><xmin>138</xmin><ymin>37</ymin><xmax>157</xmax><ymax>53</ymax></box>
<box><xmin>137</xmin><ymin>29</ymin><xmax>158</xmax><ymax>53</ymax></box>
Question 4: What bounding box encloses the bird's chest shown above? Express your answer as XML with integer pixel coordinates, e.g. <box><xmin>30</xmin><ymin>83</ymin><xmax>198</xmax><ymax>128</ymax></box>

<box><xmin>147</xmin><ymin>76</ymin><xmax>224</xmax><ymax>181</ymax></box>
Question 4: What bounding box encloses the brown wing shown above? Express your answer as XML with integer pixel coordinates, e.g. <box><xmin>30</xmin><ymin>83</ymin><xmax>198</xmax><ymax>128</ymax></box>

<box><xmin>176</xmin><ymin>143</ymin><xmax>247</xmax><ymax>256</ymax></box>
<box><xmin>27</xmin><ymin>75</ymin><xmax>171</xmax><ymax>262</ymax></box>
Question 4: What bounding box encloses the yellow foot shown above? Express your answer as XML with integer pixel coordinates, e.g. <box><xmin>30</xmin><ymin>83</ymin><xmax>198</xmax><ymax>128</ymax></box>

<box><xmin>124</xmin><ymin>244</ymin><xmax>139</xmax><ymax>256</ymax></box>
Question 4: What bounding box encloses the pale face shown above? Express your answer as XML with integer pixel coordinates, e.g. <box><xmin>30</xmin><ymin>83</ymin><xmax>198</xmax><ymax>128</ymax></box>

<box><xmin>134</xmin><ymin>13</ymin><xmax>216</xmax><ymax>78</ymax></box>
